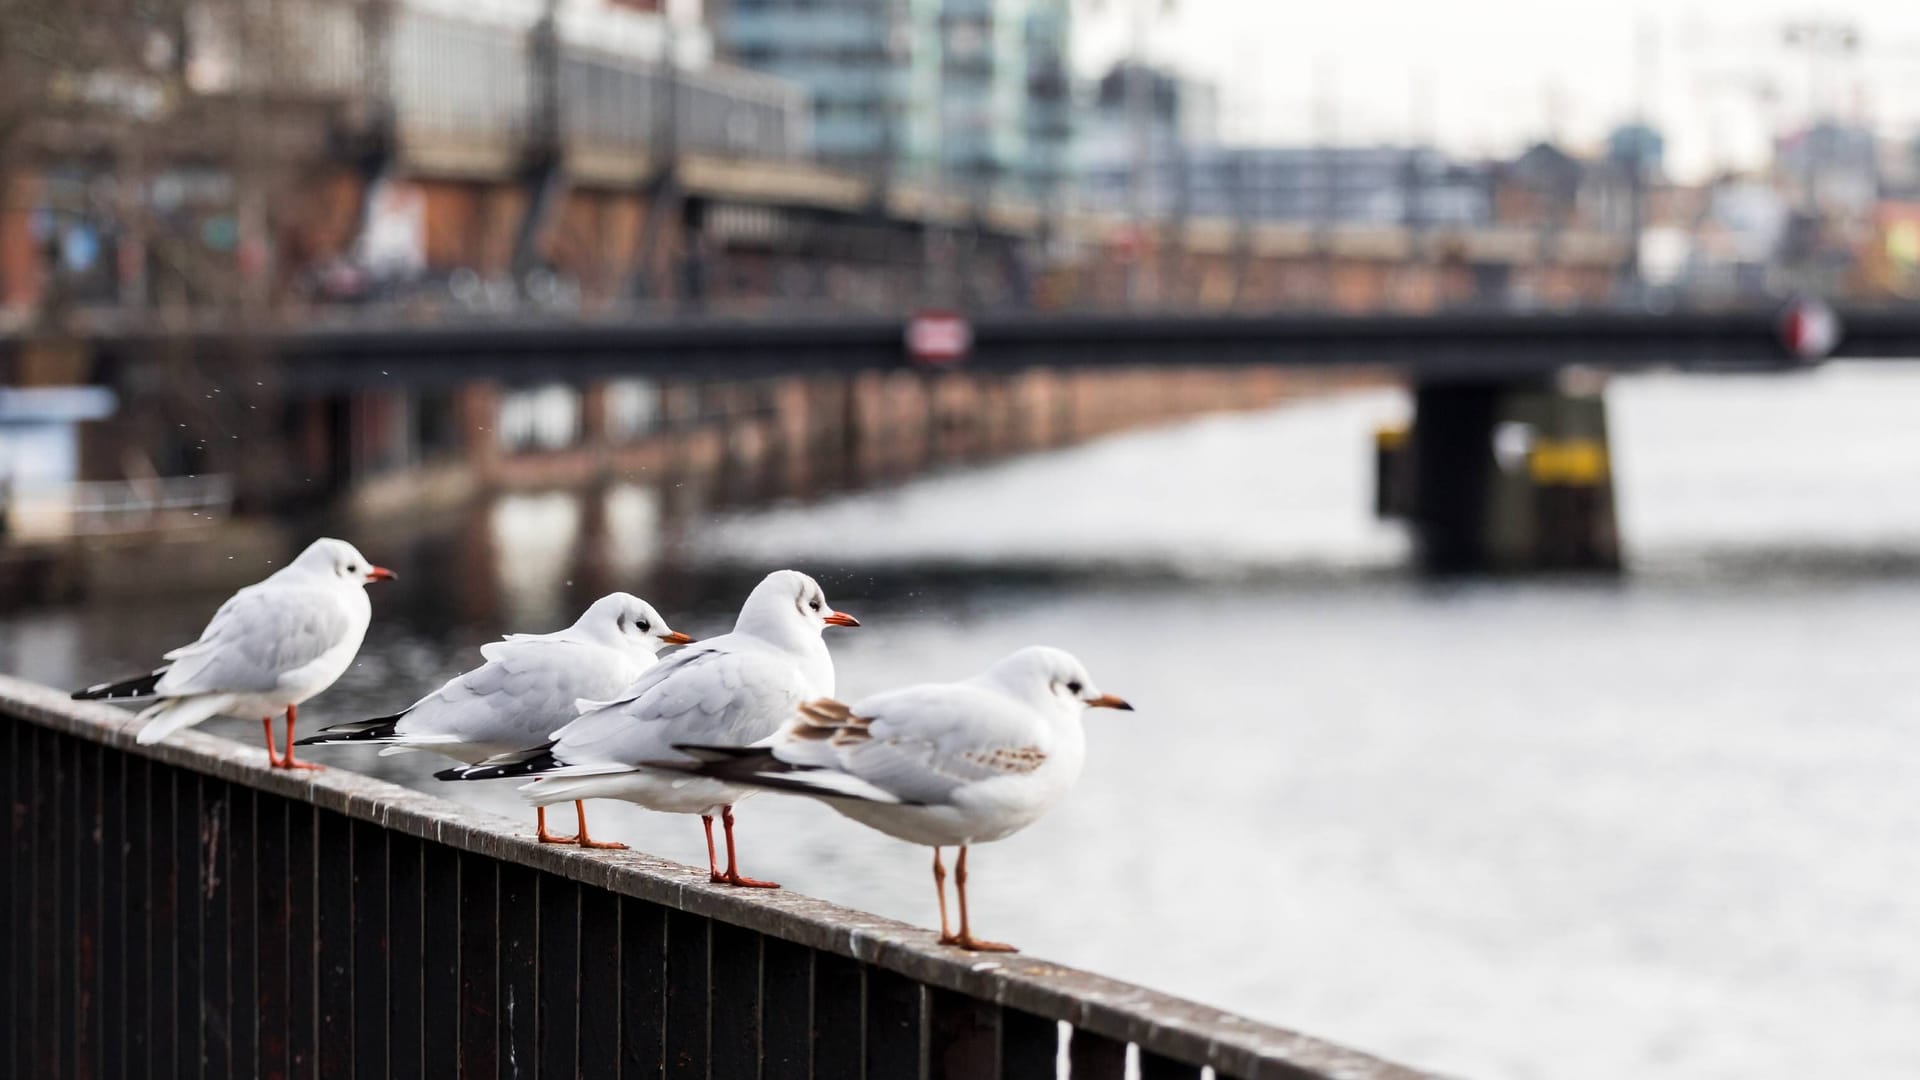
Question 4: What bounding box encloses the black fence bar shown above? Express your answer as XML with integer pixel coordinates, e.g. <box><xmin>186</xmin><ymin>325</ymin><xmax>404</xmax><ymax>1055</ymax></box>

<box><xmin>0</xmin><ymin>674</ymin><xmax>1433</xmax><ymax>1080</ymax></box>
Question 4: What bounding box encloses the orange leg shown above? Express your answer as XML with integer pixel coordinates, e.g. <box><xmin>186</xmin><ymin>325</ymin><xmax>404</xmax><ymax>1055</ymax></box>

<box><xmin>275</xmin><ymin>705</ymin><xmax>323</xmax><ymax>771</ymax></box>
<box><xmin>261</xmin><ymin>716</ymin><xmax>283</xmax><ymax>766</ymax></box>
<box><xmin>574</xmin><ymin>801</ymin><xmax>627</xmax><ymax>850</ymax></box>
<box><xmin>931</xmin><ymin>848</ymin><xmax>954</xmax><ymax>943</ymax></box>
<box><xmin>711</xmin><ymin>806</ymin><xmax>779</xmax><ymax>888</ymax></box>
<box><xmin>949</xmin><ymin>846</ymin><xmax>1015</xmax><ymax>952</ymax></box>
<box><xmin>536</xmin><ymin>805</ymin><xmax>578</xmax><ymax>844</ymax></box>
<box><xmin>701</xmin><ymin>815</ymin><xmax>720</xmax><ymax>879</ymax></box>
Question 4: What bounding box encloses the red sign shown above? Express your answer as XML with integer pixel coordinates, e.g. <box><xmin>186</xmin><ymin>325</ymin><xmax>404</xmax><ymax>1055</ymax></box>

<box><xmin>906</xmin><ymin>311</ymin><xmax>972</xmax><ymax>365</ymax></box>
<box><xmin>1778</xmin><ymin>298</ymin><xmax>1841</xmax><ymax>361</ymax></box>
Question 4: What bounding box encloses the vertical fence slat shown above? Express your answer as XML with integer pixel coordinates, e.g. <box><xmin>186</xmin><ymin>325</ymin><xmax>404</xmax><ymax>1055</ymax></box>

<box><xmin>759</xmin><ymin>938</ymin><xmax>811</xmax><ymax>1078</ymax></box>
<box><xmin>538</xmin><ymin>873</ymin><xmax>582</xmax><ymax>1080</ymax></box>
<box><xmin>927</xmin><ymin>989</ymin><xmax>999</xmax><ymax>1080</ymax></box>
<box><xmin>54</xmin><ymin>730</ymin><xmax>76</xmax><ymax>1076</ymax></box>
<box><xmin>578</xmin><ymin>885</ymin><xmax>621</xmax><ymax>1079</ymax></box>
<box><xmin>228</xmin><ymin>788</ymin><xmax>259</xmax><ymax>1080</ymax></box>
<box><xmin>1</xmin><ymin>721</ymin><xmax>20</xmax><ymax>1078</ymax></box>
<box><xmin>458</xmin><ymin>854</ymin><xmax>500</xmax><ymax>1076</ymax></box>
<box><xmin>499</xmin><ymin>862</ymin><xmax>541</xmax><ymax>1075</ymax></box>
<box><xmin>100</xmin><ymin>750</ymin><xmax>127</xmax><ymax>1080</ymax></box>
<box><xmin>175</xmin><ymin>770</ymin><xmax>205</xmax><ymax>1077</ymax></box>
<box><xmin>710</xmin><ymin>924</ymin><xmax>763</xmax><ymax>1080</ymax></box>
<box><xmin>664</xmin><ymin>908</ymin><xmax>710</xmax><ymax>1080</ymax></box>
<box><xmin>811</xmin><ymin>952</ymin><xmax>861</xmax><ymax>1078</ymax></box>
<box><xmin>121</xmin><ymin>755</ymin><xmax>151</xmax><ymax>1080</ymax></box>
<box><xmin>315</xmin><ymin>808</ymin><xmax>354</xmax><ymax>1079</ymax></box>
<box><xmin>75</xmin><ymin>739</ymin><xmax>104</xmax><ymax>1080</ymax></box>
<box><xmin>200</xmin><ymin>779</ymin><xmax>233</xmax><ymax>1080</ymax></box>
<box><xmin>146</xmin><ymin>762</ymin><xmax>178</xmax><ymax>1077</ymax></box>
<box><xmin>421</xmin><ymin>843</ymin><xmax>461</xmax><ymax>1075</ymax></box>
<box><xmin>255</xmin><ymin>795</ymin><xmax>292</xmax><ymax>1080</ymax></box>
<box><xmin>351</xmin><ymin>821</ymin><xmax>389</xmax><ymax>1078</ymax></box>
<box><xmin>619</xmin><ymin>898</ymin><xmax>667</xmax><ymax>1080</ymax></box>
<box><xmin>386</xmin><ymin>833</ymin><xmax>426</xmax><ymax>1080</ymax></box>
<box><xmin>864</xmin><ymin>966</ymin><xmax>925</xmax><ymax>1080</ymax></box>
<box><xmin>1068</xmin><ymin>1028</ymin><xmax>1130</xmax><ymax>1079</ymax></box>
<box><xmin>31</xmin><ymin>727</ymin><xmax>55</xmax><ymax>1079</ymax></box>
<box><xmin>999</xmin><ymin>1012</ymin><xmax>1057</xmax><ymax>1080</ymax></box>
<box><xmin>286</xmin><ymin>800</ymin><xmax>319</xmax><ymax>1079</ymax></box>
<box><xmin>1138</xmin><ymin>1048</ymin><xmax>1206</xmax><ymax>1080</ymax></box>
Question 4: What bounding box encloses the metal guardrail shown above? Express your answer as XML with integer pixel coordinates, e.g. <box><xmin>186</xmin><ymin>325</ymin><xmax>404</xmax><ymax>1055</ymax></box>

<box><xmin>0</xmin><ymin>674</ymin><xmax>1431</xmax><ymax>1079</ymax></box>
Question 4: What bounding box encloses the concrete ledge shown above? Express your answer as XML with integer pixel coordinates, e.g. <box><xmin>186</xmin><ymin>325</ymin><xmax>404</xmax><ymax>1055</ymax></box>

<box><xmin>0</xmin><ymin>672</ymin><xmax>1434</xmax><ymax>1080</ymax></box>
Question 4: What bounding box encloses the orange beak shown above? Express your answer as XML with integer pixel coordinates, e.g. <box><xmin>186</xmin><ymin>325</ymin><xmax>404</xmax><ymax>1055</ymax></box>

<box><xmin>1087</xmin><ymin>693</ymin><xmax>1133</xmax><ymax>711</ymax></box>
<box><xmin>660</xmin><ymin>630</ymin><xmax>695</xmax><ymax>645</ymax></box>
<box><xmin>367</xmin><ymin>566</ymin><xmax>397</xmax><ymax>583</ymax></box>
<box><xmin>823</xmin><ymin>610</ymin><xmax>861</xmax><ymax>628</ymax></box>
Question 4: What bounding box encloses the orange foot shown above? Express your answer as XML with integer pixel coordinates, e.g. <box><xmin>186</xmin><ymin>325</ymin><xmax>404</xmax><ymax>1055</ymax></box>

<box><xmin>711</xmin><ymin>870</ymin><xmax>781</xmax><ymax>889</ymax></box>
<box><xmin>578</xmin><ymin>838</ymin><xmax>628</xmax><ymax>850</ymax></box>
<box><xmin>940</xmin><ymin>934</ymin><xmax>1018</xmax><ymax>953</ymax></box>
<box><xmin>537</xmin><ymin>830</ymin><xmax>580</xmax><ymax>845</ymax></box>
<box><xmin>272</xmin><ymin>758</ymin><xmax>325</xmax><ymax>772</ymax></box>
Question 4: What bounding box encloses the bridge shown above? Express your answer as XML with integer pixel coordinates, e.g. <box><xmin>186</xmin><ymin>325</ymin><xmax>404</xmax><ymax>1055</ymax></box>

<box><xmin>18</xmin><ymin>303</ymin><xmax>1920</xmax><ymax>574</ymax></box>
<box><xmin>0</xmin><ymin>673</ymin><xmax>1431</xmax><ymax>1080</ymax></box>
<box><xmin>66</xmin><ymin>305</ymin><xmax>1920</xmax><ymax>387</ymax></box>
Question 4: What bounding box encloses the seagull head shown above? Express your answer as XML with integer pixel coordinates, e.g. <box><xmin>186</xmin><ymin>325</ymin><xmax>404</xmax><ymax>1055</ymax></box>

<box><xmin>983</xmin><ymin>646</ymin><xmax>1131</xmax><ymax>716</ymax></box>
<box><xmin>575</xmin><ymin>592</ymin><xmax>693</xmax><ymax>653</ymax></box>
<box><xmin>293</xmin><ymin>537</ymin><xmax>395</xmax><ymax>587</ymax></box>
<box><xmin>736</xmin><ymin>569</ymin><xmax>859</xmax><ymax>644</ymax></box>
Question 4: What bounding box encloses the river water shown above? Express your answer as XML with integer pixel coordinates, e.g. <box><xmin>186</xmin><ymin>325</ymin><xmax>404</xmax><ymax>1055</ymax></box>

<box><xmin>8</xmin><ymin>364</ymin><xmax>1920</xmax><ymax>1080</ymax></box>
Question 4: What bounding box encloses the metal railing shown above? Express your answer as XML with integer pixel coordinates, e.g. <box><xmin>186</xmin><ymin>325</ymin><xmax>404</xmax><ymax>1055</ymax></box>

<box><xmin>0</xmin><ymin>674</ymin><xmax>1429</xmax><ymax>1079</ymax></box>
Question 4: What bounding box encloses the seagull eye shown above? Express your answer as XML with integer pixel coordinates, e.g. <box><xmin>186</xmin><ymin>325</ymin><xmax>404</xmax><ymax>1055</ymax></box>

<box><xmin>809</xmin><ymin>600</ymin><xmax>821</xmax><ymax>612</ymax></box>
<box><xmin>347</xmin><ymin>564</ymin><xmax>359</xmax><ymax>573</ymax></box>
<box><xmin>1066</xmin><ymin>681</ymin><xmax>1083</xmax><ymax>694</ymax></box>
<box><xmin>638</xmin><ymin>619</ymin><xmax>651</xmax><ymax>632</ymax></box>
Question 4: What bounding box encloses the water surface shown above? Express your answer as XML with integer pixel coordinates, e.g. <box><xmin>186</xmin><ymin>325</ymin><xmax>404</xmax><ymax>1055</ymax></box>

<box><xmin>8</xmin><ymin>365</ymin><xmax>1920</xmax><ymax>1080</ymax></box>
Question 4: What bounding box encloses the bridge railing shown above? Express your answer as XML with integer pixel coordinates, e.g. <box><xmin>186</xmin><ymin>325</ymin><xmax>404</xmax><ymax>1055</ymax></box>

<box><xmin>0</xmin><ymin>674</ymin><xmax>1429</xmax><ymax>1080</ymax></box>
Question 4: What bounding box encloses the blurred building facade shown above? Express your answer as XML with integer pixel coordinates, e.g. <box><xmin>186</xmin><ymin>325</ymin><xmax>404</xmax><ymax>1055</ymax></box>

<box><xmin>713</xmin><ymin>0</ymin><xmax>1074</xmax><ymax>199</ymax></box>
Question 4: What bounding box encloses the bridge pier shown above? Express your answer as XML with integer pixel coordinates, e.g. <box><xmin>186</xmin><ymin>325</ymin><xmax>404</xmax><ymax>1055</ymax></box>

<box><xmin>1406</xmin><ymin>377</ymin><xmax>1620</xmax><ymax>574</ymax></box>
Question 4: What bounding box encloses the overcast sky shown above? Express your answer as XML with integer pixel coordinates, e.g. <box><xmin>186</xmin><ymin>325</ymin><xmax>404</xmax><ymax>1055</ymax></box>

<box><xmin>1071</xmin><ymin>0</ymin><xmax>1920</xmax><ymax>180</ymax></box>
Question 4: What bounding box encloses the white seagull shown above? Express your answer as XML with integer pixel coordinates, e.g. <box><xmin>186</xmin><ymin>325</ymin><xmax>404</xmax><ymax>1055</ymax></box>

<box><xmin>296</xmin><ymin>592</ymin><xmax>692</xmax><ymax>846</ymax></box>
<box><xmin>666</xmin><ymin>646</ymin><xmax>1129</xmax><ymax>951</ymax></box>
<box><xmin>72</xmin><ymin>537</ymin><xmax>394</xmax><ymax>769</ymax></box>
<box><xmin>445</xmin><ymin>569</ymin><xmax>858</xmax><ymax>887</ymax></box>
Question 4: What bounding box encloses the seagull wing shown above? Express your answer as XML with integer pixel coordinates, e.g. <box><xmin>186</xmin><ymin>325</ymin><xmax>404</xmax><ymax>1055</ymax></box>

<box><xmin>553</xmin><ymin>642</ymin><xmax>807</xmax><ymax>768</ymax></box>
<box><xmin>399</xmin><ymin>639</ymin><xmax>644</xmax><ymax>748</ymax></box>
<box><xmin>153</xmin><ymin>583</ymin><xmax>357</xmax><ymax>696</ymax></box>
<box><xmin>771</xmin><ymin>684</ymin><xmax>1050</xmax><ymax>806</ymax></box>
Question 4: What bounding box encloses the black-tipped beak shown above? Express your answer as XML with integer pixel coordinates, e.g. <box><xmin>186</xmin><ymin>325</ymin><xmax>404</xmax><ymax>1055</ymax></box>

<box><xmin>1087</xmin><ymin>693</ymin><xmax>1132</xmax><ymax>711</ymax></box>
<box><xmin>660</xmin><ymin>631</ymin><xmax>695</xmax><ymax>645</ymax></box>
<box><xmin>823</xmin><ymin>611</ymin><xmax>860</xmax><ymax>628</ymax></box>
<box><xmin>367</xmin><ymin>566</ymin><xmax>397</xmax><ymax>583</ymax></box>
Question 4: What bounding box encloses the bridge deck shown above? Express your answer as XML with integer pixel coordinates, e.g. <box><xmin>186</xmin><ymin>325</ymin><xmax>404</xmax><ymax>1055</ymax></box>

<box><xmin>0</xmin><ymin>674</ymin><xmax>1430</xmax><ymax>1079</ymax></box>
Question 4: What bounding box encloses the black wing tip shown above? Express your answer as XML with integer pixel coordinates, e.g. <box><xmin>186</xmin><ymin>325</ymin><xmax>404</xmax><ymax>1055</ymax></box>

<box><xmin>293</xmin><ymin>713</ymin><xmax>407</xmax><ymax>747</ymax></box>
<box><xmin>442</xmin><ymin>742</ymin><xmax>560</xmax><ymax>782</ymax></box>
<box><xmin>671</xmin><ymin>743</ymin><xmax>774</xmax><ymax>763</ymax></box>
<box><xmin>72</xmin><ymin>669</ymin><xmax>165</xmax><ymax>701</ymax></box>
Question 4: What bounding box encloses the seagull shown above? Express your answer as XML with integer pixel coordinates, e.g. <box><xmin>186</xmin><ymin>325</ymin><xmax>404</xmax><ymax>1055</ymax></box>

<box><xmin>295</xmin><ymin>592</ymin><xmax>692</xmax><ymax>847</ymax></box>
<box><xmin>443</xmin><ymin>569</ymin><xmax>857</xmax><ymax>887</ymax></box>
<box><xmin>71</xmin><ymin>537</ymin><xmax>394</xmax><ymax>769</ymax></box>
<box><xmin>665</xmin><ymin>646</ymin><xmax>1129</xmax><ymax>951</ymax></box>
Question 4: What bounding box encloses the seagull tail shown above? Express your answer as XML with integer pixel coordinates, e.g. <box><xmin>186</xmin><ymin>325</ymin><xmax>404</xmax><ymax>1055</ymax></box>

<box><xmin>441</xmin><ymin>741</ymin><xmax>561</xmax><ymax>782</ymax></box>
<box><xmin>666</xmin><ymin>744</ymin><xmax>906</xmax><ymax>805</ymax></box>
<box><xmin>72</xmin><ymin>667</ymin><xmax>167</xmax><ymax>701</ymax></box>
<box><xmin>294</xmin><ymin>712</ymin><xmax>409</xmax><ymax>747</ymax></box>
<box><xmin>133</xmin><ymin>695</ymin><xmax>234</xmax><ymax>746</ymax></box>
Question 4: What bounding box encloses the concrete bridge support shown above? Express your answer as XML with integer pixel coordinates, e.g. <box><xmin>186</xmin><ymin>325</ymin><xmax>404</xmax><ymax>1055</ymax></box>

<box><xmin>1407</xmin><ymin>378</ymin><xmax>1620</xmax><ymax>574</ymax></box>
